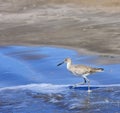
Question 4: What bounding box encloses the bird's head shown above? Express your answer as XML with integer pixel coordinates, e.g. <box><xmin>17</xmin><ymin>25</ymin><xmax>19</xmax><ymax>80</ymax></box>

<box><xmin>57</xmin><ymin>58</ymin><xmax>71</xmax><ymax>66</ymax></box>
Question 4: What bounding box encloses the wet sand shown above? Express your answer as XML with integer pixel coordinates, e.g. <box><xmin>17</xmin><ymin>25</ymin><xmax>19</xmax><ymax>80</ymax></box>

<box><xmin>0</xmin><ymin>0</ymin><xmax>120</xmax><ymax>56</ymax></box>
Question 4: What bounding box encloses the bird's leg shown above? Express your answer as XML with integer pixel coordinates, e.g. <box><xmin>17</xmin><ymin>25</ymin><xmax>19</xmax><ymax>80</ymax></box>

<box><xmin>83</xmin><ymin>76</ymin><xmax>91</xmax><ymax>93</ymax></box>
<box><xmin>87</xmin><ymin>80</ymin><xmax>90</xmax><ymax>92</ymax></box>
<box><xmin>77</xmin><ymin>78</ymin><xmax>87</xmax><ymax>85</ymax></box>
<box><xmin>72</xmin><ymin>78</ymin><xmax>87</xmax><ymax>88</ymax></box>
<box><xmin>83</xmin><ymin>78</ymin><xmax>87</xmax><ymax>84</ymax></box>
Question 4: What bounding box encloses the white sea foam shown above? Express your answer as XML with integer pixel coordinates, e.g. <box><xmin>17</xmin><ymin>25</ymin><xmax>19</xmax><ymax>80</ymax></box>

<box><xmin>0</xmin><ymin>83</ymin><xmax>120</xmax><ymax>94</ymax></box>
<box><xmin>0</xmin><ymin>83</ymin><xmax>69</xmax><ymax>93</ymax></box>
<box><xmin>0</xmin><ymin>83</ymin><xmax>119</xmax><ymax>113</ymax></box>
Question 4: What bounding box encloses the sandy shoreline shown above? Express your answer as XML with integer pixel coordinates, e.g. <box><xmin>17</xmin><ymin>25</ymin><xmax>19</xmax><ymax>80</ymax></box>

<box><xmin>0</xmin><ymin>1</ymin><xmax>120</xmax><ymax>56</ymax></box>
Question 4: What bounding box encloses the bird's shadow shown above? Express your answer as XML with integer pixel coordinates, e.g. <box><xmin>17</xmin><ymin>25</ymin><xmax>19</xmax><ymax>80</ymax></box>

<box><xmin>68</xmin><ymin>85</ymin><xmax>103</xmax><ymax>90</ymax></box>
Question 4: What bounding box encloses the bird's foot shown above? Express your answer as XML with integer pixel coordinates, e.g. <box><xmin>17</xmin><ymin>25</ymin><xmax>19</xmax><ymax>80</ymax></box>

<box><xmin>69</xmin><ymin>84</ymin><xmax>78</xmax><ymax>89</ymax></box>
<box><xmin>70</xmin><ymin>84</ymin><xmax>83</xmax><ymax>89</ymax></box>
<box><xmin>87</xmin><ymin>89</ymin><xmax>92</xmax><ymax>93</ymax></box>
<box><xmin>74</xmin><ymin>82</ymin><xmax>86</xmax><ymax>87</ymax></box>
<box><xmin>69</xmin><ymin>82</ymin><xmax>86</xmax><ymax>89</ymax></box>
<box><xmin>69</xmin><ymin>85</ymin><xmax>75</xmax><ymax>89</ymax></box>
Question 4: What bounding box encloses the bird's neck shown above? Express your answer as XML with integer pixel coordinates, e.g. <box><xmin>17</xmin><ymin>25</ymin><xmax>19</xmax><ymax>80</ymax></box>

<box><xmin>67</xmin><ymin>62</ymin><xmax>72</xmax><ymax>69</ymax></box>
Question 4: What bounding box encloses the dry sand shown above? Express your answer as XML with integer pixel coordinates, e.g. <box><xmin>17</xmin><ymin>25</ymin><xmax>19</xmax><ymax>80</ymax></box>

<box><xmin>0</xmin><ymin>0</ymin><xmax>120</xmax><ymax>57</ymax></box>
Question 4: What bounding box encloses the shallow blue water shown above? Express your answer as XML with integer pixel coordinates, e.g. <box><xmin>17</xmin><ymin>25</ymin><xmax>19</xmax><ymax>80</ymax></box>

<box><xmin>0</xmin><ymin>46</ymin><xmax>120</xmax><ymax>113</ymax></box>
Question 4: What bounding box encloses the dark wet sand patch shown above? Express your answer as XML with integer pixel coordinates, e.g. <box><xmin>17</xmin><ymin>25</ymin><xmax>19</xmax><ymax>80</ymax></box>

<box><xmin>0</xmin><ymin>1</ymin><xmax>120</xmax><ymax>57</ymax></box>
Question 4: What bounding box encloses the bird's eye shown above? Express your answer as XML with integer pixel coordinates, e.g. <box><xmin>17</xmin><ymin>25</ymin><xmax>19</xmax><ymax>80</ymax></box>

<box><xmin>65</xmin><ymin>59</ymin><xmax>67</xmax><ymax>61</ymax></box>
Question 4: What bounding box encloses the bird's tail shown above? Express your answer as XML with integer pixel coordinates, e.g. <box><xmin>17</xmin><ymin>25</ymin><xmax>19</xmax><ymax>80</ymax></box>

<box><xmin>93</xmin><ymin>68</ymin><xmax>104</xmax><ymax>72</ymax></box>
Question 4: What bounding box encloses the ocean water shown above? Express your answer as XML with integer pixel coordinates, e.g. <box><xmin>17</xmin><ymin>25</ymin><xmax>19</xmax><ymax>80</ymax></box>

<box><xmin>0</xmin><ymin>46</ymin><xmax>120</xmax><ymax>113</ymax></box>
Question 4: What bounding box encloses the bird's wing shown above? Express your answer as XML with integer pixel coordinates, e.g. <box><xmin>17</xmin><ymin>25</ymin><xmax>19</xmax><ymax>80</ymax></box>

<box><xmin>70</xmin><ymin>65</ymin><xmax>92</xmax><ymax>75</ymax></box>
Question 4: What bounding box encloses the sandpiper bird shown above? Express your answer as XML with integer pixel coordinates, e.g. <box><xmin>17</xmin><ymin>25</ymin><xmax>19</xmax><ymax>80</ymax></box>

<box><xmin>57</xmin><ymin>58</ymin><xmax>104</xmax><ymax>92</ymax></box>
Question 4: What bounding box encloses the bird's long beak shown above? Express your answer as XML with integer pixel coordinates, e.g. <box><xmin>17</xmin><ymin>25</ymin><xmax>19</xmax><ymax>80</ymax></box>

<box><xmin>57</xmin><ymin>61</ymin><xmax>64</xmax><ymax>66</ymax></box>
